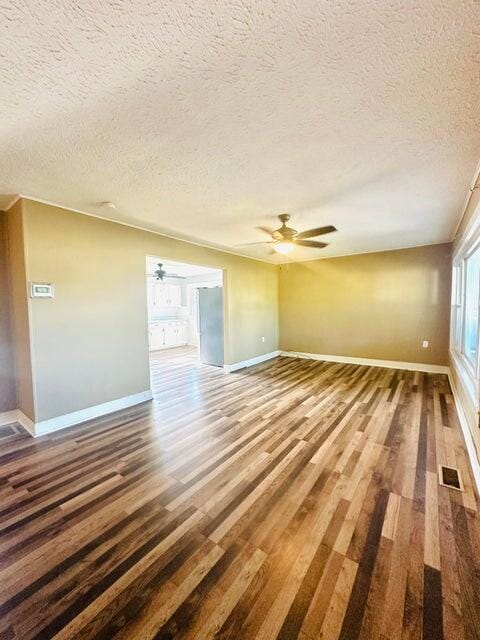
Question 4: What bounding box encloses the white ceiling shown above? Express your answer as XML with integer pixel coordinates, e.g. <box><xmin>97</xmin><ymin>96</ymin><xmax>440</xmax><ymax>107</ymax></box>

<box><xmin>0</xmin><ymin>1</ymin><xmax>479</xmax><ymax>263</ymax></box>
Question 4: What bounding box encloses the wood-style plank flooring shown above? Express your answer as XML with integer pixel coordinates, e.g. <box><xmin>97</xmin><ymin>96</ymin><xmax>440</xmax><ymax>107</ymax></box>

<box><xmin>0</xmin><ymin>349</ymin><xmax>479</xmax><ymax>639</ymax></box>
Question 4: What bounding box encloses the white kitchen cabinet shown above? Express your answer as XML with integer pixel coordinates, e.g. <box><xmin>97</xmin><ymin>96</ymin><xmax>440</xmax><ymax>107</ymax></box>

<box><xmin>164</xmin><ymin>321</ymin><xmax>177</xmax><ymax>346</ymax></box>
<box><xmin>148</xmin><ymin>320</ymin><xmax>189</xmax><ymax>351</ymax></box>
<box><xmin>149</xmin><ymin>281</ymin><xmax>182</xmax><ymax>309</ymax></box>
<box><xmin>167</xmin><ymin>284</ymin><xmax>182</xmax><ymax>307</ymax></box>
<box><xmin>154</xmin><ymin>284</ymin><xmax>169</xmax><ymax>307</ymax></box>
<box><xmin>148</xmin><ymin>322</ymin><xmax>164</xmax><ymax>350</ymax></box>
<box><xmin>147</xmin><ymin>281</ymin><xmax>157</xmax><ymax>309</ymax></box>
<box><xmin>177</xmin><ymin>322</ymin><xmax>188</xmax><ymax>344</ymax></box>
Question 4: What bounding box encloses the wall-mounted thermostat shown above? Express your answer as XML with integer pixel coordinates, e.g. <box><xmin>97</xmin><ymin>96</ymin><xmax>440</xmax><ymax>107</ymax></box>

<box><xmin>30</xmin><ymin>282</ymin><xmax>54</xmax><ymax>298</ymax></box>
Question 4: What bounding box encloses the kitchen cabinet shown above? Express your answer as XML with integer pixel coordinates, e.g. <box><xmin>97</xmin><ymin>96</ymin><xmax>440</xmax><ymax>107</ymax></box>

<box><xmin>148</xmin><ymin>322</ymin><xmax>164</xmax><ymax>350</ymax></box>
<box><xmin>164</xmin><ymin>321</ymin><xmax>177</xmax><ymax>346</ymax></box>
<box><xmin>149</xmin><ymin>282</ymin><xmax>182</xmax><ymax>309</ymax></box>
<box><xmin>147</xmin><ymin>281</ymin><xmax>157</xmax><ymax>310</ymax></box>
<box><xmin>166</xmin><ymin>284</ymin><xmax>182</xmax><ymax>307</ymax></box>
<box><xmin>177</xmin><ymin>322</ymin><xmax>188</xmax><ymax>344</ymax></box>
<box><xmin>148</xmin><ymin>320</ymin><xmax>188</xmax><ymax>351</ymax></box>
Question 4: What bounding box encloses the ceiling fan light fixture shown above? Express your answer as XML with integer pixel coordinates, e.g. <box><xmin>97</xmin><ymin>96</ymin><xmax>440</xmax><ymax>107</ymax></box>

<box><xmin>274</xmin><ymin>241</ymin><xmax>295</xmax><ymax>254</ymax></box>
<box><xmin>154</xmin><ymin>263</ymin><xmax>167</xmax><ymax>281</ymax></box>
<box><xmin>246</xmin><ymin>214</ymin><xmax>336</xmax><ymax>256</ymax></box>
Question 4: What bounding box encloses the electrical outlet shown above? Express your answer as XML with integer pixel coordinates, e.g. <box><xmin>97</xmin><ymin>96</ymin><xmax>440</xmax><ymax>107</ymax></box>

<box><xmin>262</xmin><ymin>336</ymin><xmax>265</xmax><ymax>343</ymax></box>
<box><xmin>422</xmin><ymin>340</ymin><xmax>429</xmax><ymax>348</ymax></box>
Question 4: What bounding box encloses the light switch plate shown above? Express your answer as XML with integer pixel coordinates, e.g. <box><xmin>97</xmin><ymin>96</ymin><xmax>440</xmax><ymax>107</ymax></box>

<box><xmin>30</xmin><ymin>282</ymin><xmax>54</xmax><ymax>298</ymax></box>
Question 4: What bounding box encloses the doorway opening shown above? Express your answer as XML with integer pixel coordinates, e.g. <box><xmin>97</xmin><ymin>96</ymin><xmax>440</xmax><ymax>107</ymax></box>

<box><xmin>145</xmin><ymin>257</ymin><xmax>224</xmax><ymax>371</ymax></box>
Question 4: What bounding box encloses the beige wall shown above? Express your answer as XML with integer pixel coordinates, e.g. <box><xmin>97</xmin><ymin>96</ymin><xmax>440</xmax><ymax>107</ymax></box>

<box><xmin>4</xmin><ymin>197</ymin><xmax>453</xmax><ymax>426</ymax></box>
<box><xmin>0</xmin><ymin>212</ymin><xmax>17</xmax><ymax>411</ymax></box>
<box><xmin>19</xmin><ymin>199</ymin><xmax>279</xmax><ymax>421</ymax></box>
<box><xmin>5</xmin><ymin>201</ymin><xmax>35</xmax><ymax>419</ymax></box>
<box><xmin>279</xmin><ymin>243</ymin><xmax>452</xmax><ymax>365</ymax></box>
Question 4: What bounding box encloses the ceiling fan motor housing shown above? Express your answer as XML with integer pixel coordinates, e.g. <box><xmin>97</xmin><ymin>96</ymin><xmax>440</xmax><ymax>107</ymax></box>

<box><xmin>276</xmin><ymin>214</ymin><xmax>297</xmax><ymax>240</ymax></box>
<box><xmin>248</xmin><ymin>214</ymin><xmax>335</xmax><ymax>249</ymax></box>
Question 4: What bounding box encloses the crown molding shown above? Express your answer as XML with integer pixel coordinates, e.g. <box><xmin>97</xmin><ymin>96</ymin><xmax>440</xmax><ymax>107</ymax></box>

<box><xmin>452</xmin><ymin>158</ymin><xmax>480</xmax><ymax>241</ymax></box>
<box><xmin>13</xmin><ymin>194</ymin><xmax>275</xmax><ymax>266</ymax></box>
<box><xmin>2</xmin><ymin>193</ymin><xmax>455</xmax><ymax>266</ymax></box>
<box><xmin>0</xmin><ymin>194</ymin><xmax>20</xmax><ymax>212</ymax></box>
<box><xmin>277</xmin><ymin>239</ymin><xmax>452</xmax><ymax>265</ymax></box>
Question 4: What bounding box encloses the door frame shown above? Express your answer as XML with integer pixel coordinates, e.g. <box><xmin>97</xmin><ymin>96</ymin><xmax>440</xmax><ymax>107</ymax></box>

<box><xmin>144</xmin><ymin>254</ymin><xmax>227</xmax><ymax>366</ymax></box>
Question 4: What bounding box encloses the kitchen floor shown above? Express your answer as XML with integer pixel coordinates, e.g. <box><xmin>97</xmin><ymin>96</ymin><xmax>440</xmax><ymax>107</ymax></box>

<box><xmin>151</xmin><ymin>345</ymin><xmax>199</xmax><ymax>364</ymax></box>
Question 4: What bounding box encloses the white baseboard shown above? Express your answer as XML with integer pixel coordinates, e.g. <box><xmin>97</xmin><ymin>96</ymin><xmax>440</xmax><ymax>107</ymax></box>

<box><xmin>0</xmin><ymin>410</ymin><xmax>22</xmax><ymax>427</ymax></box>
<box><xmin>224</xmin><ymin>350</ymin><xmax>281</xmax><ymax>373</ymax></box>
<box><xmin>17</xmin><ymin>411</ymin><xmax>35</xmax><ymax>436</ymax></box>
<box><xmin>448</xmin><ymin>373</ymin><xmax>480</xmax><ymax>497</ymax></box>
<box><xmin>281</xmin><ymin>351</ymin><xmax>450</xmax><ymax>374</ymax></box>
<box><xmin>281</xmin><ymin>349</ymin><xmax>479</xmax><ymax>495</ymax></box>
<box><xmin>0</xmin><ymin>390</ymin><xmax>153</xmax><ymax>438</ymax></box>
<box><xmin>34</xmin><ymin>390</ymin><xmax>153</xmax><ymax>437</ymax></box>
<box><xmin>0</xmin><ymin>409</ymin><xmax>35</xmax><ymax>436</ymax></box>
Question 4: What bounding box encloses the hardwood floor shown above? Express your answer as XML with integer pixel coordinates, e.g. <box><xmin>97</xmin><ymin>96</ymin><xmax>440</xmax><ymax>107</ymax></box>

<box><xmin>0</xmin><ymin>352</ymin><xmax>479</xmax><ymax>639</ymax></box>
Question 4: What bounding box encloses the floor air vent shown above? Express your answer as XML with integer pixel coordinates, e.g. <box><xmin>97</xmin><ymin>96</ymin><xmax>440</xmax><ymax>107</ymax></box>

<box><xmin>439</xmin><ymin>465</ymin><xmax>464</xmax><ymax>491</ymax></box>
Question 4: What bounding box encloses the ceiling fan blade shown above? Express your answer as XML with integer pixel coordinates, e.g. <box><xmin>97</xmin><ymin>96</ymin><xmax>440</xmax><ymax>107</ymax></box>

<box><xmin>295</xmin><ymin>240</ymin><xmax>328</xmax><ymax>249</ymax></box>
<box><xmin>256</xmin><ymin>226</ymin><xmax>276</xmax><ymax>236</ymax></box>
<box><xmin>234</xmin><ymin>241</ymin><xmax>273</xmax><ymax>247</ymax></box>
<box><xmin>296</xmin><ymin>225</ymin><xmax>337</xmax><ymax>239</ymax></box>
<box><xmin>255</xmin><ymin>225</ymin><xmax>286</xmax><ymax>240</ymax></box>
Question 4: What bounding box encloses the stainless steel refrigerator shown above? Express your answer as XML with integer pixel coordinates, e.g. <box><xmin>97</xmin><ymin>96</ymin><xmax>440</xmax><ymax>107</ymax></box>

<box><xmin>198</xmin><ymin>286</ymin><xmax>224</xmax><ymax>367</ymax></box>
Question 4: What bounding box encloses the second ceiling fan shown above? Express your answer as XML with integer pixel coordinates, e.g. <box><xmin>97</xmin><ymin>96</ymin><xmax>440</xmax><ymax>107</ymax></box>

<box><xmin>240</xmin><ymin>214</ymin><xmax>337</xmax><ymax>254</ymax></box>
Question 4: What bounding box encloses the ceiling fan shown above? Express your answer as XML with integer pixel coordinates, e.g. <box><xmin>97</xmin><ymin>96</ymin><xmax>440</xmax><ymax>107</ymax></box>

<box><xmin>152</xmin><ymin>263</ymin><xmax>182</xmax><ymax>280</ymax></box>
<box><xmin>238</xmin><ymin>214</ymin><xmax>337</xmax><ymax>254</ymax></box>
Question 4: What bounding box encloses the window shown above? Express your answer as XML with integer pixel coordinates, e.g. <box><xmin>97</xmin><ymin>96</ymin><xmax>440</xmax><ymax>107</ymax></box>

<box><xmin>451</xmin><ymin>231</ymin><xmax>480</xmax><ymax>384</ymax></box>
<box><xmin>462</xmin><ymin>245</ymin><xmax>480</xmax><ymax>368</ymax></box>
<box><xmin>451</xmin><ymin>201</ymin><xmax>480</xmax><ymax>410</ymax></box>
<box><xmin>451</xmin><ymin>262</ymin><xmax>463</xmax><ymax>352</ymax></box>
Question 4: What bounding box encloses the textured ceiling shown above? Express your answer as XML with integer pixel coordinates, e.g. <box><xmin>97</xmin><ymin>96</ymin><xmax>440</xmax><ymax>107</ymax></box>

<box><xmin>1</xmin><ymin>0</ymin><xmax>479</xmax><ymax>263</ymax></box>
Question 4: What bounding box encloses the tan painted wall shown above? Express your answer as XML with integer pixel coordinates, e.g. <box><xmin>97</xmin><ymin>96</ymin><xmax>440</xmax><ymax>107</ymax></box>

<box><xmin>5</xmin><ymin>197</ymin><xmax>453</xmax><ymax>426</ymax></box>
<box><xmin>279</xmin><ymin>243</ymin><xmax>452</xmax><ymax>365</ymax></box>
<box><xmin>5</xmin><ymin>201</ymin><xmax>35</xmax><ymax>419</ymax></box>
<box><xmin>21</xmin><ymin>199</ymin><xmax>279</xmax><ymax>421</ymax></box>
<box><xmin>0</xmin><ymin>212</ymin><xmax>17</xmax><ymax>411</ymax></box>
